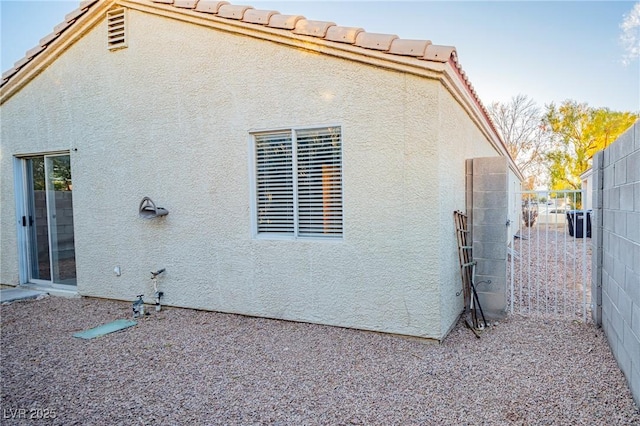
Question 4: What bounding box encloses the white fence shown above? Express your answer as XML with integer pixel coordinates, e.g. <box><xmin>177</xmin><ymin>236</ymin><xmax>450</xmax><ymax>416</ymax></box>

<box><xmin>508</xmin><ymin>190</ymin><xmax>591</xmax><ymax>322</ymax></box>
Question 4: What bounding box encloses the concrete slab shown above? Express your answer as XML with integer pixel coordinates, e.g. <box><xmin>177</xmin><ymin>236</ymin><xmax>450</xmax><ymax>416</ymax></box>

<box><xmin>73</xmin><ymin>319</ymin><xmax>137</xmax><ymax>340</ymax></box>
<box><xmin>0</xmin><ymin>288</ymin><xmax>48</xmax><ymax>303</ymax></box>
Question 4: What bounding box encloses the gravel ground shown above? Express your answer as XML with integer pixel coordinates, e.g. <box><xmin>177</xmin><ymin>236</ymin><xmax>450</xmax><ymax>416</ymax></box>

<box><xmin>1</xmin><ymin>296</ymin><xmax>639</xmax><ymax>425</ymax></box>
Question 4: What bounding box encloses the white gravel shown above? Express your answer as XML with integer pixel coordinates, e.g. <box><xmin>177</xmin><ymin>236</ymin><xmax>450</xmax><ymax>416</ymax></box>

<box><xmin>1</xmin><ymin>296</ymin><xmax>638</xmax><ymax>425</ymax></box>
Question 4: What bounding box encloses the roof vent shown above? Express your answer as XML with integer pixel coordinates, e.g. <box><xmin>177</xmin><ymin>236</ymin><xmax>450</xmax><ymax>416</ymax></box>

<box><xmin>107</xmin><ymin>8</ymin><xmax>127</xmax><ymax>50</ymax></box>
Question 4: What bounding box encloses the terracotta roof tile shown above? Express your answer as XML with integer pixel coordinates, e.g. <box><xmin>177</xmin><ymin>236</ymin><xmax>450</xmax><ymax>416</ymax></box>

<box><xmin>217</xmin><ymin>4</ymin><xmax>252</xmax><ymax>20</ymax></box>
<box><xmin>65</xmin><ymin>7</ymin><xmax>87</xmax><ymax>22</ymax></box>
<box><xmin>355</xmin><ymin>32</ymin><xmax>398</xmax><ymax>51</ymax></box>
<box><xmin>423</xmin><ymin>44</ymin><xmax>456</xmax><ymax>62</ymax></box>
<box><xmin>53</xmin><ymin>19</ymin><xmax>74</xmax><ymax>35</ymax></box>
<box><xmin>2</xmin><ymin>67</ymin><xmax>18</xmax><ymax>81</ymax></box>
<box><xmin>25</xmin><ymin>45</ymin><xmax>46</xmax><ymax>59</ymax></box>
<box><xmin>267</xmin><ymin>14</ymin><xmax>305</xmax><ymax>30</ymax></box>
<box><xmin>388</xmin><ymin>39</ymin><xmax>431</xmax><ymax>57</ymax></box>
<box><xmin>292</xmin><ymin>19</ymin><xmax>335</xmax><ymax>38</ymax></box>
<box><xmin>174</xmin><ymin>0</ymin><xmax>199</xmax><ymax>9</ymax></box>
<box><xmin>2</xmin><ymin>0</ymin><xmax>486</xmax><ymax>123</ymax></box>
<box><xmin>242</xmin><ymin>9</ymin><xmax>278</xmax><ymax>25</ymax></box>
<box><xmin>14</xmin><ymin>56</ymin><xmax>31</xmax><ymax>69</ymax></box>
<box><xmin>39</xmin><ymin>32</ymin><xmax>59</xmax><ymax>47</ymax></box>
<box><xmin>325</xmin><ymin>26</ymin><xmax>364</xmax><ymax>44</ymax></box>
<box><xmin>80</xmin><ymin>0</ymin><xmax>99</xmax><ymax>10</ymax></box>
<box><xmin>193</xmin><ymin>0</ymin><xmax>228</xmax><ymax>13</ymax></box>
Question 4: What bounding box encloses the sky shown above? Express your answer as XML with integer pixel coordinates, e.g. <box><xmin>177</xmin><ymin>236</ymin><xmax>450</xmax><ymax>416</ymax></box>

<box><xmin>1</xmin><ymin>0</ymin><xmax>639</xmax><ymax>112</ymax></box>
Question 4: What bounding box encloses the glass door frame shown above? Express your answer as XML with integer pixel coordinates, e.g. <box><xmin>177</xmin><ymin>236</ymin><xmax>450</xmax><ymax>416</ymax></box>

<box><xmin>14</xmin><ymin>152</ymin><xmax>77</xmax><ymax>288</ymax></box>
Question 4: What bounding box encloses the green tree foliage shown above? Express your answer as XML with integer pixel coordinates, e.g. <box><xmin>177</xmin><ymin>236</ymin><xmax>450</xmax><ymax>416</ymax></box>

<box><xmin>544</xmin><ymin>100</ymin><xmax>638</xmax><ymax>190</ymax></box>
<box><xmin>30</xmin><ymin>156</ymin><xmax>72</xmax><ymax>191</ymax></box>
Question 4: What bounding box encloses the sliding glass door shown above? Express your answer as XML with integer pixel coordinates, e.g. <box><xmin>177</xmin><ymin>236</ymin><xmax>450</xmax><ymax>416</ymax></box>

<box><xmin>21</xmin><ymin>154</ymin><xmax>77</xmax><ymax>286</ymax></box>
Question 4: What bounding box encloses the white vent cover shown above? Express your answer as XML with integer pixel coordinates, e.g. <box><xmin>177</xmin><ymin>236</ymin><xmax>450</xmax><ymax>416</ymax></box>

<box><xmin>107</xmin><ymin>8</ymin><xmax>127</xmax><ymax>50</ymax></box>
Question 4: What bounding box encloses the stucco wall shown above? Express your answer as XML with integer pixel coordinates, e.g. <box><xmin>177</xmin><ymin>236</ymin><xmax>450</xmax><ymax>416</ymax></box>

<box><xmin>1</xmin><ymin>9</ymin><xmax>502</xmax><ymax>339</ymax></box>
<box><xmin>581</xmin><ymin>170</ymin><xmax>593</xmax><ymax>210</ymax></box>
<box><xmin>0</xmin><ymin>162</ymin><xmax>19</xmax><ymax>285</ymax></box>
<box><xmin>435</xmin><ymin>90</ymin><xmax>501</xmax><ymax>333</ymax></box>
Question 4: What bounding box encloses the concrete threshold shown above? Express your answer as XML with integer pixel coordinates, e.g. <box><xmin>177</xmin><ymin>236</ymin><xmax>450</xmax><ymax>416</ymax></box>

<box><xmin>0</xmin><ymin>288</ymin><xmax>47</xmax><ymax>303</ymax></box>
<box><xmin>20</xmin><ymin>283</ymin><xmax>79</xmax><ymax>299</ymax></box>
<box><xmin>0</xmin><ymin>284</ymin><xmax>79</xmax><ymax>303</ymax></box>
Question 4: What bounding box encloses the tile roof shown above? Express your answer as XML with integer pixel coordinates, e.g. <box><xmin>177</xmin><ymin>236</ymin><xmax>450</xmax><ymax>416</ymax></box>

<box><xmin>0</xmin><ymin>0</ymin><xmax>492</xmax><ymax>135</ymax></box>
<box><xmin>1</xmin><ymin>0</ymin><xmax>99</xmax><ymax>84</ymax></box>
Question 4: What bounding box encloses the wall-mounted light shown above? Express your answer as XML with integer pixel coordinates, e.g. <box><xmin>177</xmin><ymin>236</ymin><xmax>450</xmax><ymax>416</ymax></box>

<box><xmin>139</xmin><ymin>197</ymin><xmax>168</xmax><ymax>219</ymax></box>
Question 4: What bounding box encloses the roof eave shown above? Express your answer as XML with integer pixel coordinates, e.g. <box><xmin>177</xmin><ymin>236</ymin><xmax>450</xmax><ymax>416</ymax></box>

<box><xmin>122</xmin><ymin>0</ymin><xmax>449</xmax><ymax>78</ymax></box>
<box><xmin>442</xmin><ymin>63</ymin><xmax>525</xmax><ymax>181</ymax></box>
<box><xmin>1</xmin><ymin>0</ymin><xmax>515</xmax><ymax>178</ymax></box>
<box><xmin>0</xmin><ymin>0</ymin><xmax>115</xmax><ymax>104</ymax></box>
<box><xmin>1</xmin><ymin>0</ymin><xmax>450</xmax><ymax>104</ymax></box>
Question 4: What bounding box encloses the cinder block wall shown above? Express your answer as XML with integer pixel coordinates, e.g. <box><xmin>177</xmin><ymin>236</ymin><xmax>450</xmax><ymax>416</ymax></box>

<box><xmin>593</xmin><ymin>121</ymin><xmax>640</xmax><ymax>406</ymax></box>
<box><xmin>470</xmin><ymin>157</ymin><xmax>508</xmax><ymax>319</ymax></box>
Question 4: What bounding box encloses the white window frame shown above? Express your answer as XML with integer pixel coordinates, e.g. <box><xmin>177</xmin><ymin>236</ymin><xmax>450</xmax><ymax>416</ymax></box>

<box><xmin>249</xmin><ymin>125</ymin><xmax>343</xmax><ymax>240</ymax></box>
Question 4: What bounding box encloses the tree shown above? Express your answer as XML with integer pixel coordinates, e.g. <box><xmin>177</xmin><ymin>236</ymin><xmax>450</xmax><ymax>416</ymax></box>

<box><xmin>544</xmin><ymin>100</ymin><xmax>638</xmax><ymax>190</ymax></box>
<box><xmin>487</xmin><ymin>94</ymin><xmax>551</xmax><ymax>189</ymax></box>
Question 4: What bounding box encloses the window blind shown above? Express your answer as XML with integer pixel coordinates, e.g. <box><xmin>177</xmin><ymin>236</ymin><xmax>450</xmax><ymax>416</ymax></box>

<box><xmin>255</xmin><ymin>132</ymin><xmax>294</xmax><ymax>234</ymax></box>
<box><xmin>296</xmin><ymin>128</ymin><xmax>343</xmax><ymax>236</ymax></box>
<box><xmin>253</xmin><ymin>127</ymin><xmax>342</xmax><ymax>238</ymax></box>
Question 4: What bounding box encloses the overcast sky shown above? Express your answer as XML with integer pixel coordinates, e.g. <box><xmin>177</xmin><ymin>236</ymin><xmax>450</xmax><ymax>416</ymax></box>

<box><xmin>1</xmin><ymin>1</ymin><xmax>639</xmax><ymax>112</ymax></box>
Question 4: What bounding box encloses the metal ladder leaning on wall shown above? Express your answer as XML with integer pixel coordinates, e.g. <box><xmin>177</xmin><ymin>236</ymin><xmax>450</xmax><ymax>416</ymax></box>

<box><xmin>454</xmin><ymin>211</ymin><xmax>487</xmax><ymax>337</ymax></box>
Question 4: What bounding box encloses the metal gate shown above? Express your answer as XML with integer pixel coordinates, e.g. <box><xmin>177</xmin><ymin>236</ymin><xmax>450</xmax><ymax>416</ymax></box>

<box><xmin>508</xmin><ymin>190</ymin><xmax>591</xmax><ymax>322</ymax></box>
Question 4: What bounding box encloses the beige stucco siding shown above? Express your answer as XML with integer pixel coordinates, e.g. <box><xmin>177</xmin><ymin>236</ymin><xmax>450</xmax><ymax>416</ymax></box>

<box><xmin>1</xmin><ymin>10</ymin><xmax>454</xmax><ymax>338</ymax></box>
<box><xmin>435</xmin><ymin>87</ymin><xmax>503</xmax><ymax>335</ymax></box>
<box><xmin>0</xmin><ymin>161</ymin><xmax>19</xmax><ymax>286</ymax></box>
